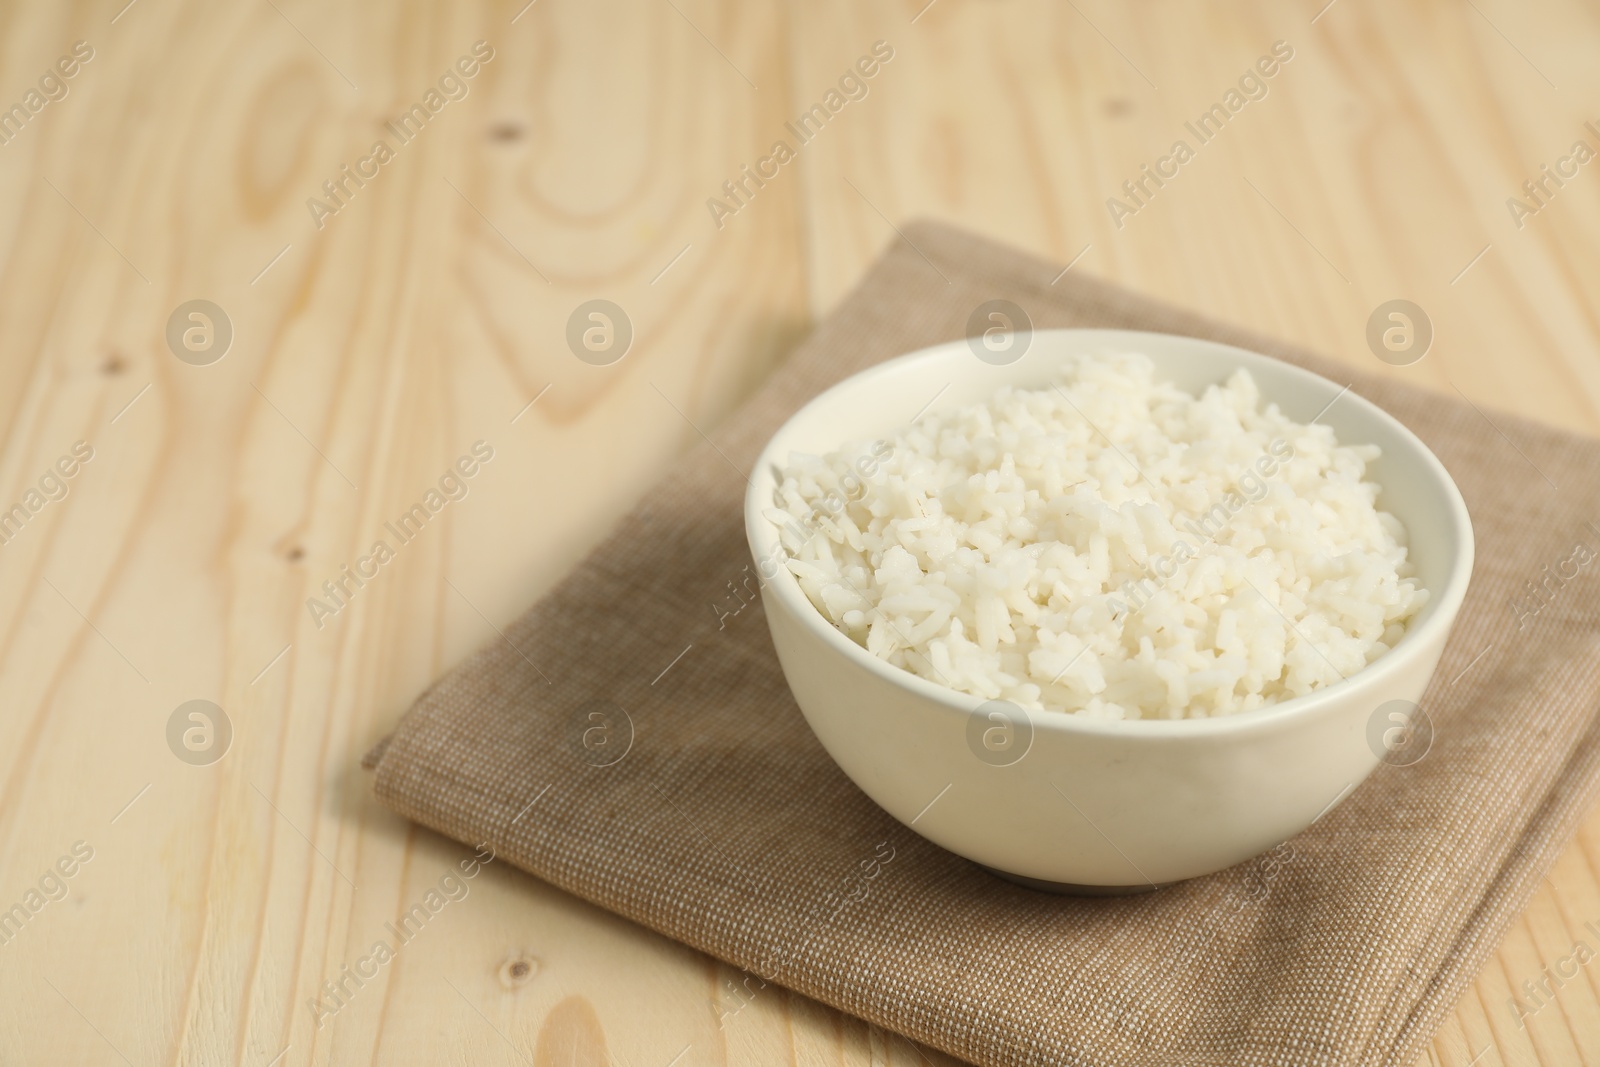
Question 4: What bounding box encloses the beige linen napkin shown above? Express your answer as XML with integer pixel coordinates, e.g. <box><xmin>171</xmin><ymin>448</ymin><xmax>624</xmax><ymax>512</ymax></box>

<box><xmin>369</xmin><ymin>221</ymin><xmax>1600</xmax><ymax>1067</ymax></box>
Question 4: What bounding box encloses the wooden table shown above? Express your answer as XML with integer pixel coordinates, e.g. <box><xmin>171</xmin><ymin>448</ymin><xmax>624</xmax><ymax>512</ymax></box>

<box><xmin>4</xmin><ymin>1</ymin><xmax>1598</xmax><ymax>1063</ymax></box>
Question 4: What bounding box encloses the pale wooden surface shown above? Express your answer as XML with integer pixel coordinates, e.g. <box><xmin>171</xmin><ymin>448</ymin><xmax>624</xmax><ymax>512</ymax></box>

<box><xmin>2</xmin><ymin>0</ymin><xmax>1599</xmax><ymax>1064</ymax></box>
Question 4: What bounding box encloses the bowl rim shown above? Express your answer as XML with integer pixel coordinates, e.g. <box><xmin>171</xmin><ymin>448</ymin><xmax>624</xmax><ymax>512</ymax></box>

<box><xmin>743</xmin><ymin>328</ymin><xmax>1476</xmax><ymax>740</ymax></box>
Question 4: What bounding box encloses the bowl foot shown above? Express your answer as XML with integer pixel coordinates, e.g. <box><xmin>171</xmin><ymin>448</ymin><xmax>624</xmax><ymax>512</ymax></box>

<box><xmin>979</xmin><ymin>864</ymin><xmax>1173</xmax><ymax>896</ymax></box>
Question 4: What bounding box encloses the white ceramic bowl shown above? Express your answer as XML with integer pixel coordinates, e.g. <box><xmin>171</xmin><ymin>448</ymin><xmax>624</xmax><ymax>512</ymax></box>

<box><xmin>745</xmin><ymin>329</ymin><xmax>1474</xmax><ymax>890</ymax></box>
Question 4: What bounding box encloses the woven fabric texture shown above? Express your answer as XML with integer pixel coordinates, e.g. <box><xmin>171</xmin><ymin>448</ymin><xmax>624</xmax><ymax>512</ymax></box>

<box><xmin>370</xmin><ymin>221</ymin><xmax>1600</xmax><ymax>1067</ymax></box>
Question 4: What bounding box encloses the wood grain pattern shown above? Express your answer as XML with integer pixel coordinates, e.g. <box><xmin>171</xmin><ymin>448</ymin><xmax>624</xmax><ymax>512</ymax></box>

<box><xmin>0</xmin><ymin>0</ymin><xmax>1596</xmax><ymax>1063</ymax></box>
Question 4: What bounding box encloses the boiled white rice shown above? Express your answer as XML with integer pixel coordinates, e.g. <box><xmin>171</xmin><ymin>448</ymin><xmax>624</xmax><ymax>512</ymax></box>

<box><xmin>767</xmin><ymin>352</ymin><xmax>1427</xmax><ymax>720</ymax></box>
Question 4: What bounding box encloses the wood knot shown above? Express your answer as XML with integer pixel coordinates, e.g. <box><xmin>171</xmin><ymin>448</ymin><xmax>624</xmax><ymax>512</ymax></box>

<box><xmin>499</xmin><ymin>954</ymin><xmax>539</xmax><ymax>988</ymax></box>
